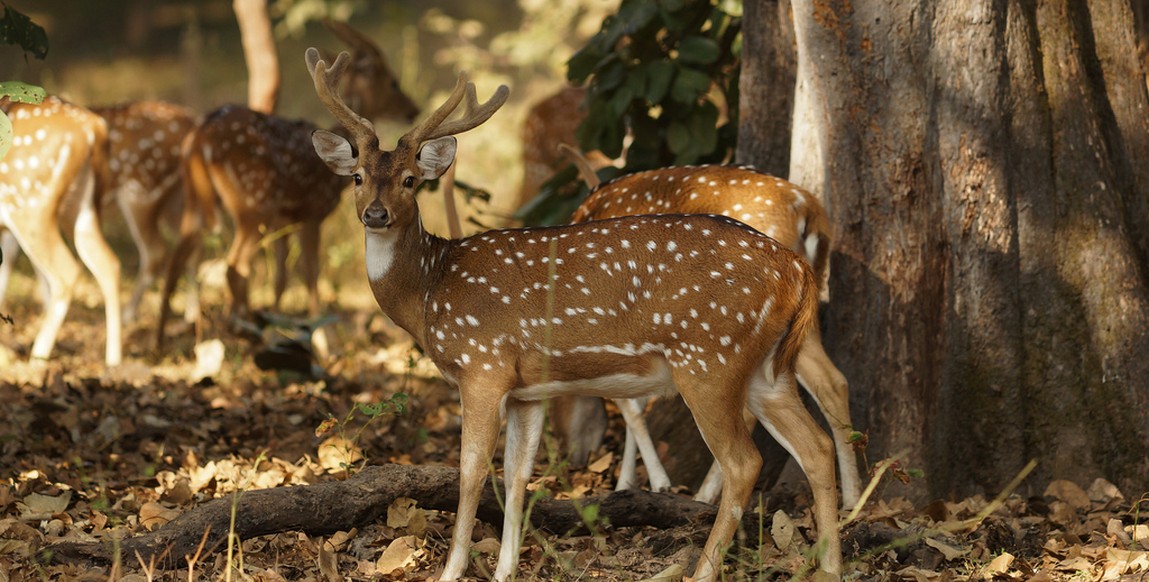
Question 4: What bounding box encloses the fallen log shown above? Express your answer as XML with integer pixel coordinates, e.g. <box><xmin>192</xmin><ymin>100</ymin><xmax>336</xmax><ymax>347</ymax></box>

<box><xmin>46</xmin><ymin>463</ymin><xmax>734</xmax><ymax>568</ymax></box>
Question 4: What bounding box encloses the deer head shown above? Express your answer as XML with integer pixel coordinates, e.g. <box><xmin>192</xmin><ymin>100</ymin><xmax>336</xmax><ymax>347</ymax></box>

<box><xmin>308</xmin><ymin>48</ymin><xmax>507</xmax><ymax>237</ymax></box>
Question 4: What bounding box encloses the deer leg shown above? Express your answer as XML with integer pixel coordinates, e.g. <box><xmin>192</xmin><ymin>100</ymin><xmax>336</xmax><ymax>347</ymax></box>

<box><xmin>676</xmin><ymin>372</ymin><xmax>761</xmax><ymax>582</ymax></box>
<box><xmin>71</xmin><ymin>168</ymin><xmax>123</xmax><ymax>365</ymax></box>
<box><xmin>613</xmin><ymin>397</ymin><xmax>672</xmax><ymax>492</ymax></box>
<box><xmin>747</xmin><ymin>368</ymin><xmax>841</xmax><ymax>578</ymax></box>
<box><xmin>693</xmin><ymin>408</ymin><xmax>757</xmax><ymax>504</ymax></box>
<box><xmin>441</xmin><ymin>384</ymin><xmax>505</xmax><ymax>581</ymax></box>
<box><xmin>118</xmin><ymin>184</ymin><xmax>166</xmax><ymax>324</ymax></box>
<box><xmin>795</xmin><ymin>329</ymin><xmax>861</xmax><ymax>509</ymax></box>
<box><xmin>548</xmin><ymin>395</ymin><xmax>606</xmax><ymax>467</ymax></box>
<box><xmin>297</xmin><ymin>219</ymin><xmax>331</xmax><ymax>359</ymax></box>
<box><xmin>493</xmin><ymin>399</ymin><xmax>545</xmax><ymax>581</ymax></box>
<box><xmin>0</xmin><ymin>227</ymin><xmax>19</xmax><ymax>308</ymax></box>
<box><xmin>225</xmin><ymin>219</ymin><xmax>261</xmax><ymax>318</ymax></box>
<box><xmin>272</xmin><ymin>235</ymin><xmax>289</xmax><ymax>312</ymax></box>
<box><xmin>7</xmin><ymin>211</ymin><xmax>82</xmax><ymax>362</ymax></box>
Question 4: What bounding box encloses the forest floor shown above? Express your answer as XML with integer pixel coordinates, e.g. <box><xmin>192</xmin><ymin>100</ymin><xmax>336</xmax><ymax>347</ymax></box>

<box><xmin>1</xmin><ymin>295</ymin><xmax>1148</xmax><ymax>582</ymax></box>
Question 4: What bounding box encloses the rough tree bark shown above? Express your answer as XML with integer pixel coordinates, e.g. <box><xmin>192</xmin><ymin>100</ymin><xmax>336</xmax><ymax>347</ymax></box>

<box><xmin>785</xmin><ymin>0</ymin><xmax>1149</xmax><ymax>501</ymax></box>
<box><xmin>233</xmin><ymin>0</ymin><xmax>279</xmax><ymax>115</ymax></box>
<box><xmin>736</xmin><ymin>0</ymin><xmax>796</xmax><ymax>175</ymax></box>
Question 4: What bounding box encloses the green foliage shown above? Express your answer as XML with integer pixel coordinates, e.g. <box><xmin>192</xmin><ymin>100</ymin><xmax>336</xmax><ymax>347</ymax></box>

<box><xmin>0</xmin><ymin>5</ymin><xmax>48</xmax><ymax>161</ymax></box>
<box><xmin>521</xmin><ymin>0</ymin><xmax>742</xmax><ymax>226</ymax></box>
<box><xmin>0</xmin><ymin>4</ymin><xmax>48</xmax><ymax>59</ymax></box>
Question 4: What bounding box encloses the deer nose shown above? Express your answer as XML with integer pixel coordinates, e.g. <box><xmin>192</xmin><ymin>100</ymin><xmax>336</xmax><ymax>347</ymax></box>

<box><xmin>363</xmin><ymin>202</ymin><xmax>390</xmax><ymax>229</ymax></box>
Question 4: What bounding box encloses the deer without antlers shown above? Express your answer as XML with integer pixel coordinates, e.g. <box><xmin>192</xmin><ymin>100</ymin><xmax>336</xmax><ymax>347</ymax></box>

<box><xmin>0</xmin><ymin>101</ymin><xmax>196</xmax><ymax>325</ymax></box>
<box><xmin>307</xmin><ymin>48</ymin><xmax>841</xmax><ymax>581</ymax></box>
<box><xmin>553</xmin><ymin>157</ymin><xmax>862</xmax><ymax>510</ymax></box>
<box><xmin>0</xmin><ymin>96</ymin><xmax>122</xmax><ymax>365</ymax></box>
<box><xmin>156</xmin><ymin>21</ymin><xmax>418</xmax><ymax>351</ymax></box>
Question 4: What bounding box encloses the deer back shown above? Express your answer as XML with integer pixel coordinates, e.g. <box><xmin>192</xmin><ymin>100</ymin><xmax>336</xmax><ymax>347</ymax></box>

<box><xmin>571</xmin><ymin>165</ymin><xmax>832</xmax><ymax>295</ymax></box>
<box><xmin>420</xmin><ymin>214</ymin><xmax>817</xmax><ymax>391</ymax></box>
<box><xmin>93</xmin><ymin>100</ymin><xmax>196</xmax><ymax>203</ymax></box>
<box><xmin>0</xmin><ymin>97</ymin><xmax>109</xmax><ymax>220</ymax></box>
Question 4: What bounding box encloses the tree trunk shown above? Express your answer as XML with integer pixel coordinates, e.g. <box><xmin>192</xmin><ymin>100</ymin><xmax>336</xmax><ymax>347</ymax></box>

<box><xmin>735</xmin><ymin>0</ymin><xmax>796</xmax><ymax>176</ymax></box>
<box><xmin>785</xmin><ymin>0</ymin><xmax>1149</xmax><ymax>501</ymax></box>
<box><xmin>233</xmin><ymin>0</ymin><xmax>279</xmax><ymax>115</ymax></box>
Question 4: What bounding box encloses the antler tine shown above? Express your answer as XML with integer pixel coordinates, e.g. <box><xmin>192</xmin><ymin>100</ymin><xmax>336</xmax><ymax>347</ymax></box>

<box><xmin>424</xmin><ymin>80</ymin><xmax>510</xmax><ymax>141</ymax></box>
<box><xmin>401</xmin><ymin>72</ymin><xmax>469</xmax><ymax>146</ymax></box>
<box><xmin>402</xmin><ymin>72</ymin><xmax>509</xmax><ymax>146</ymax></box>
<box><xmin>305</xmin><ymin>47</ymin><xmax>375</xmax><ymax>142</ymax></box>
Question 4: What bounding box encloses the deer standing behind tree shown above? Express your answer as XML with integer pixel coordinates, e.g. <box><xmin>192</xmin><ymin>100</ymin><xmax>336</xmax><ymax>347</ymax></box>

<box><xmin>0</xmin><ymin>96</ymin><xmax>122</xmax><ymax>366</ymax></box>
<box><xmin>552</xmin><ymin>155</ymin><xmax>862</xmax><ymax>510</ymax></box>
<box><xmin>156</xmin><ymin>21</ymin><xmax>419</xmax><ymax>351</ymax></box>
<box><xmin>305</xmin><ymin>47</ymin><xmax>841</xmax><ymax>581</ymax></box>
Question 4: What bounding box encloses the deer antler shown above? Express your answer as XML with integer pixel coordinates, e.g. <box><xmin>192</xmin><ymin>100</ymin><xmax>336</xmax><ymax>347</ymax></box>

<box><xmin>402</xmin><ymin>72</ymin><xmax>510</xmax><ymax>146</ymax></box>
<box><xmin>306</xmin><ymin>48</ymin><xmax>375</xmax><ymax>144</ymax></box>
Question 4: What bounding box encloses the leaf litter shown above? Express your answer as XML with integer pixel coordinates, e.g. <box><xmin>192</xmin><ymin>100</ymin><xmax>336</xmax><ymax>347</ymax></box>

<box><xmin>0</xmin><ymin>303</ymin><xmax>1146</xmax><ymax>580</ymax></box>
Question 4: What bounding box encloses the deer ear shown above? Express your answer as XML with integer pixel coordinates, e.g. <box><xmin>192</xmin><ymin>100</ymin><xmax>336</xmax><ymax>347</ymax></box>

<box><xmin>416</xmin><ymin>137</ymin><xmax>457</xmax><ymax>180</ymax></box>
<box><xmin>312</xmin><ymin>130</ymin><xmax>358</xmax><ymax>176</ymax></box>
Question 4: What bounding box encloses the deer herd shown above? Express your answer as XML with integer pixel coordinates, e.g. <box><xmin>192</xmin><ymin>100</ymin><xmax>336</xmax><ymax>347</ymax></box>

<box><xmin>0</xmin><ymin>19</ymin><xmax>861</xmax><ymax>582</ymax></box>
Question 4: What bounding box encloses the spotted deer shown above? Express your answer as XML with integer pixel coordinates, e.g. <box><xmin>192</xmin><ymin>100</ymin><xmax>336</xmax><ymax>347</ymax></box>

<box><xmin>156</xmin><ymin>21</ymin><xmax>419</xmax><ymax>349</ymax></box>
<box><xmin>306</xmin><ymin>48</ymin><xmax>841</xmax><ymax>581</ymax></box>
<box><xmin>92</xmin><ymin>101</ymin><xmax>197</xmax><ymax>322</ymax></box>
<box><xmin>0</xmin><ymin>96</ymin><xmax>122</xmax><ymax>365</ymax></box>
<box><xmin>0</xmin><ymin>101</ymin><xmax>195</xmax><ymax>323</ymax></box>
<box><xmin>556</xmin><ymin>154</ymin><xmax>862</xmax><ymax>509</ymax></box>
<box><xmin>516</xmin><ymin>85</ymin><xmax>614</xmax><ymax>212</ymax></box>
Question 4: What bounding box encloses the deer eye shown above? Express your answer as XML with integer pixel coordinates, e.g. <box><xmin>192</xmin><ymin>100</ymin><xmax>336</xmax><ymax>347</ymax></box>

<box><xmin>353</xmin><ymin>174</ymin><xmax>363</xmax><ymax>186</ymax></box>
<box><xmin>403</xmin><ymin>176</ymin><xmax>416</xmax><ymax>189</ymax></box>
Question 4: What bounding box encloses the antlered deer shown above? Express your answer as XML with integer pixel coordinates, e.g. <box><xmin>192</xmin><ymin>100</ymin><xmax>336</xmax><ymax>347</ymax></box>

<box><xmin>306</xmin><ymin>48</ymin><xmax>841</xmax><ymax>581</ymax></box>
<box><xmin>156</xmin><ymin>21</ymin><xmax>419</xmax><ymax>349</ymax></box>
<box><xmin>0</xmin><ymin>96</ymin><xmax>122</xmax><ymax>365</ymax></box>
<box><xmin>554</xmin><ymin>159</ymin><xmax>862</xmax><ymax>509</ymax></box>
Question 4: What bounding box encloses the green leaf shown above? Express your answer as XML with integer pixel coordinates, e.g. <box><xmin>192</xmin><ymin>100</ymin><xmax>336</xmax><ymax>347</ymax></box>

<box><xmin>0</xmin><ymin>81</ymin><xmax>46</xmax><ymax>104</ymax></box>
<box><xmin>567</xmin><ymin>46</ymin><xmax>603</xmax><ymax>83</ymax></box>
<box><xmin>595</xmin><ymin>58</ymin><xmax>627</xmax><ymax>91</ymax></box>
<box><xmin>617</xmin><ymin>0</ymin><xmax>659</xmax><ymax>35</ymax></box>
<box><xmin>607</xmin><ymin>84</ymin><xmax>635</xmax><ymax>119</ymax></box>
<box><xmin>689</xmin><ymin>102</ymin><xmax>720</xmax><ymax>156</ymax></box>
<box><xmin>669</xmin><ymin>68</ymin><xmax>711</xmax><ymax>103</ymax></box>
<box><xmin>0</xmin><ymin>110</ymin><xmax>10</xmax><ymax>162</ymax></box>
<box><xmin>0</xmin><ymin>5</ymin><xmax>48</xmax><ymax>59</ymax></box>
<box><xmin>643</xmin><ymin>60</ymin><xmax>676</xmax><ymax>104</ymax></box>
<box><xmin>667</xmin><ymin>120</ymin><xmax>691</xmax><ymax>155</ymax></box>
<box><xmin>678</xmin><ymin>36</ymin><xmax>721</xmax><ymax>65</ymax></box>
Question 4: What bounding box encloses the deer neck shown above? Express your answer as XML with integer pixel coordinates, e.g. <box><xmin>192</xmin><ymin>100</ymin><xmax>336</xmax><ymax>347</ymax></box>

<box><xmin>364</xmin><ymin>215</ymin><xmax>451</xmax><ymax>346</ymax></box>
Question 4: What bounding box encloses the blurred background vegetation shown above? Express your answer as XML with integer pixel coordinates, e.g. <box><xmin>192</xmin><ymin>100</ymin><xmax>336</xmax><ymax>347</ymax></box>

<box><xmin>0</xmin><ymin>0</ymin><xmax>616</xmax><ymax>311</ymax></box>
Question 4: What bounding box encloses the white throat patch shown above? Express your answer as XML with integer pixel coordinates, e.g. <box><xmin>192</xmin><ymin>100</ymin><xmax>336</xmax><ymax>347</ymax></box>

<box><xmin>365</xmin><ymin>230</ymin><xmax>399</xmax><ymax>282</ymax></box>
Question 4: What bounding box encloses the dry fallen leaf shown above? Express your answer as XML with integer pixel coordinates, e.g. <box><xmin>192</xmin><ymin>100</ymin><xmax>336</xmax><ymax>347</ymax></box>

<box><xmin>981</xmin><ymin>551</ymin><xmax>1015</xmax><ymax>579</ymax></box>
<box><xmin>771</xmin><ymin>509</ymin><xmax>796</xmax><ymax>551</ymax></box>
<box><xmin>318</xmin><ymin>536</ymin><xmax>341</xmax><ymax>581</ymax></box>
<box><xmin>16</xmin><ymin>491</ymin><xmax>71</xmax><ymax>520</ymax></box>
<box><xmin>138</xmin><ymin>502</ymin><xmax>180</xmax><ymax>532</ymax></box>
<box><xmin>1044</xmin><ymin>480</ymin><xmax>1091</xmax><ymax>511</ymax></box>
<box><xmin>318</xmin><ymin>436</ymin><xmax>363</xmax><ymax>473</ymax></box>
<box><xmin>637</xmin><ymin>563</ymin><xmax>684</xmax><ymax>581</ymax></box>
<box><xmin>471</xmin><ymin>537</ymin><xmax>501</xmax><ymax>555</ymax></box>
<box><xmin>925</xmin><ymin>536</ymin><xmax>969</xmax><ymax>561</ymax></box>
<box><xmin>587</xmin><ymin>452</ymin><xmax>613</xmax><ymax>474</ymax></box>
<box><xmin>386</xmin><ymin>497</ymin><xmax>427</xmax><ymax>536</ymax></box>
<box><xmin>376</xmin><ymin>535</ymin><xmax>423</xmax><ymax>575</ymax></box>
